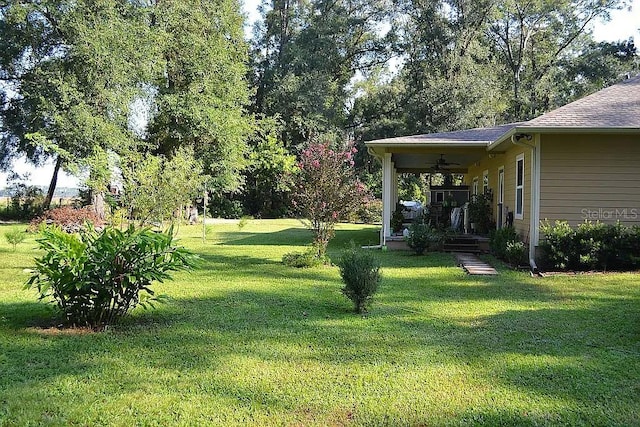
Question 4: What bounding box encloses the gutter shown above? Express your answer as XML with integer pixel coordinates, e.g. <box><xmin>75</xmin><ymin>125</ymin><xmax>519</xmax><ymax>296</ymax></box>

<box><xmin>490</xmin><ymin>126</ymin><xmax>640</xmax><ymax>152</ymax></box>
<box><xmin>367</xmin><ymin>141</ymin><xmax>490</xmax><ymax>148</ymax></box>
<box><xmin>510</xmin><ymin>133</ymin><xmax>541</xmax><ymax>274</ymax></box>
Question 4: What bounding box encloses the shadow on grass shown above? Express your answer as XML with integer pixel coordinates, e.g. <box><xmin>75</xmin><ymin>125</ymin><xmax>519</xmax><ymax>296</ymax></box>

<box><xmin>0</xmin><ymin>301</ymin><xmax>60</xmax><ymax>330</ymax></box>
<box><xmin>2</xmin><ymin>235</ymin><xmax>640</xmax><ymax>425</ymax></box>
<box><xmin>215</xmin><ymin>228</ymin><xmax>312</xmax><ymax>246</ymax></box>
<box><xmin>193</xmin><ymin>252</ymin><xmax>340</xmax><ymax>285</ymax></box>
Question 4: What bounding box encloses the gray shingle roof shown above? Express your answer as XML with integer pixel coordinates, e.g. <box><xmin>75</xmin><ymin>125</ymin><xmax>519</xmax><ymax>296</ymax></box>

<box><xmin>366</xmin><ymin>123</ymin><xmax>522</xmax><ymax>146</ymax></box>
<box><xmin>366</xmin><ymin>75</ymin><xmax>640</xmax><ymax>148</ymax></box>
<box><xmin>523</xmin><ymin>74</ymin><xmax>640</xmax><ymax>129</ymax></box>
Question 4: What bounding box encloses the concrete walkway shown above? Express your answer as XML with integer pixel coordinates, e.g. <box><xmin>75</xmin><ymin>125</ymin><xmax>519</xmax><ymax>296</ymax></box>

<box><xmin>455</xmin><ymin>253</ymin><xmax>498</xmax><ymax>276</ymax></box>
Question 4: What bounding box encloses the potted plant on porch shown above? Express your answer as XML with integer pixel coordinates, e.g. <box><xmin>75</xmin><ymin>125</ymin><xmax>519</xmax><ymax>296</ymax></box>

<box><xmin>391</xmin><ymin>203</ymin><xmax>406</xmax><ymax>234</ymax></box>
<box><xmin>467</xmin><ymin>193</ymin><xmax>492</xmax><ymax>235</ymax></box>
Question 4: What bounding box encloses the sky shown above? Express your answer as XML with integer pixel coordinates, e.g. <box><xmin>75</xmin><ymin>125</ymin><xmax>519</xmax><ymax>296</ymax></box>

<box><xmin>1</xmin><ymin>0</ymin><xmax>638</xmax><ymax>190</ymax></box>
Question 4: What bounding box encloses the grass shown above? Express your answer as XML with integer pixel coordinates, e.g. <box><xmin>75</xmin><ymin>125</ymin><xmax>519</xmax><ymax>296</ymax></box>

<box><xmin>1</xmin><ymin>220</ymin><xmax>639</xmax><ymax>426</ymax></box>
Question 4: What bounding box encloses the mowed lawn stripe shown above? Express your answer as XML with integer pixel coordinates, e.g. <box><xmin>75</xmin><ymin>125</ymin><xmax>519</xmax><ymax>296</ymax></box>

<box><xmin>1</xmin><ymin>220</ymin><xmax>639</xmax><ymax>426</ymax></box>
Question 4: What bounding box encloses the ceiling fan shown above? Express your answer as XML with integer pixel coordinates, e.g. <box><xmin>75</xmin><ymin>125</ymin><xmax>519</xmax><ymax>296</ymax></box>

<box><xmin>429</xmin><ymin>154</ymin><xmax>460</xmax><ymax>171</ymax></box>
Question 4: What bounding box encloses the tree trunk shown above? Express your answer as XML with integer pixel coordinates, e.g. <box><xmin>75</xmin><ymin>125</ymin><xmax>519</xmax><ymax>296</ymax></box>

<box><xmin>43</xmin><ymin>156</ymin><xmax>62</xmax><ymax>210</ymax></box>
<box><xmin>92</xmin><ymin>191</ymin><xmax>106</xmax><ymax>220</ymax></box>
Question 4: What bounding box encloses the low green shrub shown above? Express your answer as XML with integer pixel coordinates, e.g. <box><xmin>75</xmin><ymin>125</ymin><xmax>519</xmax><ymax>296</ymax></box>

<box><xmin>405</xmin><ymin>223</ymin><xmax>443</xmax><ymax>255</ymax></box>
<box><xmin>209</xmin><ymin>197</ymin><xmax>244</xmax><ymax>219</ymax></box>
<box><xmin>540</xmin><ymin>220</ymin><xmax>574</xmax><ymax>270</ymax></box>
<box><xmin>337</xmin><ymin>246</ymin><xmax>381</xmax><ymax>313</ymax></box>
<box><xmin>4</xmin><ymin>229</ymin><xmax>26</xmax><ymax>251</ymax></box>
<box><xmin>354</xmin><ymin>199</ymin><xmax>383</xmax><ymax>224</ymax></box>
<box><xmin>540</xmin><ymin>220</ymin><xmax>640</xmax><ymax>271</ymax></box>
<box><xmin>282</xmin><ymin>247</ymin><xmax>325</xmax><ymax>268</ymax></box>
<box><xmin>505</xmin><ymin>241</ymin><xmax>527</xmax><ymax>266</ymax></box>
<box><xmin>489</xmin><ymin>226</ymin><xmax>519</xmax><ymax>260</ymax></box>
<box><xmin>26</xmin><ymin>225</ymin><xmax>197</xmax><ymax>329</ymax></box>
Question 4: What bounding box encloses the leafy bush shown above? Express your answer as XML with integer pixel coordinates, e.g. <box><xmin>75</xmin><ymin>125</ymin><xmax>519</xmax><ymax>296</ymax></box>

<box><xmin>467</xmin><ymin>194</ymin><xmax>493</xmax><ymax>235</ymax></box>
<box><xmin>4</xmin><ymin>229</ymin><xmax>26</xmax><ymax>251</ymax></box>
<box><xmin>30</xmin><ymin>206</ymin><xmax>104</xmax><ymax>233</ymax></box>
<box><xmin>108</xmin><ymin>208</ymin><xmax>129</xmax><ymax>229</ymax></box>
<box><xmin>26</xmin><ymin>225</ymin><xmax>197</xmax><ymax>329</ymax></box>
<box><xmin>337</xmin><ymin>246</ymin><xmax>381</xmax><ymax>313</ymax></box>
<box><xmin>540</xmin><ymin>220</ymin><xmax>575</xmax><ymax>270</ymax></box>
<box><xmin>490</xmin><ymin>226</ymin><xmax>528</xmax><ymax>266</ymax></box>
<box><xmin>405</xmin><ymin>223</ymin><xmax>443</xmax><ymax>255</ymax></box>
<box><xmin>540</xmin><ymin>220</ymin><xmax>640</xmax><ymax>271</ymax></box>
<box><xmin>505</xmin><ymin>241</ymin><xmax>527</xmax><ymax>266</ymax></box>
<box><xmin>120</xmin><ymin>147</ymin><xmax>204</xmax><ymax>225</ymax></box>
<box><xmin>391</xmin><ymin>204</ymin><xmax>405</xmax><ymax>233</ymax></box>
<box><xmin>489</xmin><ymin>226</ymin><xmax>520</xmax><ymax>260</ymax></box>
<box><xmin>282</xmin><ymin>247</ymin><xmax>326</xmax><ymax>268</ymax></box>
<box><xmin>354</xmin><ymin>199</ymin><xmax>383</xmax><ymax>224</ymax></box>
<box><xmin>209</xmin><ymin>197</ymin><xmax>244</xmax><ymax>219</ymax></box>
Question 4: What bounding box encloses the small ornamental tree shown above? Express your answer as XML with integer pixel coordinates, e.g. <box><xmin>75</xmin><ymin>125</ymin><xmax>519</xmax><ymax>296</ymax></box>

<box><xmin>293</xmin><ymin>141</ymin><xmax>369</xmax><ymax>257</ymax></box>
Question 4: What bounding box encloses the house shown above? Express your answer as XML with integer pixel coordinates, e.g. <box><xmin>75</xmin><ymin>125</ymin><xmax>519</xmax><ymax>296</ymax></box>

<box><xmin>365</xmin><ymin>75</ymin><xmax>640</xmax><ymax>265</ymax></box>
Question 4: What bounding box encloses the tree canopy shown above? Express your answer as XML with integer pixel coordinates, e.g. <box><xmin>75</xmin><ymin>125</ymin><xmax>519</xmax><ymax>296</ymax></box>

<box><xmin>1</xmin><ymin>0</ymin><xmax>638</xmax><ymax>219</ymax></box>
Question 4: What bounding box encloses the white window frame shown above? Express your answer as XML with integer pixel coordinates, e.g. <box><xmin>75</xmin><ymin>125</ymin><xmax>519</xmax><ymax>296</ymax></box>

<box><xmin>472</xmin><ymin>177</ymin><xmax>479</xmax><ymax>196</ymax></box>
<box><xmin>498</xmin><ymin>166</ymin><xmax>505</xmax><ymax>205</ymax></box>
<box><xmin>482</xmin><ymin>170</ymin><xmax>489</xmax><ymax>196</ymax></box>
<box><xmin>515</xmin><ymin>154</ymin><xmax>524</xmax><ymax>220</ymax></box>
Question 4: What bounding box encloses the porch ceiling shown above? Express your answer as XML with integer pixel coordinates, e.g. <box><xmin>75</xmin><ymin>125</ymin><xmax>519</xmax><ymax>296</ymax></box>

<box><xmin>392</xmin><ymin>150</ymin><xmax>487</xmax><ymax>174</ymax></box>
<box><xmin>365</xmin><ymin>123</ymin><xmax>521</xmax><ymax>172</ymax></box>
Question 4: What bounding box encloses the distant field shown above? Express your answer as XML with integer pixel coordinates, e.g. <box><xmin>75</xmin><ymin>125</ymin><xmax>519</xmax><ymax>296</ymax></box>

<box><xmin>0</xmin><ymin>196</ymin><xmax>76</xmax><ymax>207</ymax></box>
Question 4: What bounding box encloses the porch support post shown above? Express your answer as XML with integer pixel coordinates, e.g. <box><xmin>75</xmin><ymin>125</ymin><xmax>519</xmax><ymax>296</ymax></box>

<box><xmin>382</xmin><ymin>153</ymin><xmax>393</xmax><ymax>243</ymax></box>
<box><xmin>392</xmin><ymin>168</ymin><xmax>399</xmax><ymax>206</ymax></box>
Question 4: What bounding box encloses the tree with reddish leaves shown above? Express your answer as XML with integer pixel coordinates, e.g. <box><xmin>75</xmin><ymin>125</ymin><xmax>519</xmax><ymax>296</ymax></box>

<box><xmin>293</xmin><ymin>141</ymin><xmax>369</xmax><ymax>258</ymax></box>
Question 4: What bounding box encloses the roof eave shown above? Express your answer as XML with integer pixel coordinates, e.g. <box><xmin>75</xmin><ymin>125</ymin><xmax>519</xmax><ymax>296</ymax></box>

<box><xmin>365</xmin><ymin>141</ymin><xmax>491</xmax><ymax>148</ymax></box>
<box><xmin>487</xmin><ymin>126</ymin><xmax>640</xmax><ymax>152</ymax></box>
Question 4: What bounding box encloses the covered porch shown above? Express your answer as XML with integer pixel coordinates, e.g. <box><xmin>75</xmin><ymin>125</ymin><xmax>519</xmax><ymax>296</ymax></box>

<box><xmin>365</xmin><ymin>124</ymin><xmax>518</xmax><ymax>245</ymax></box>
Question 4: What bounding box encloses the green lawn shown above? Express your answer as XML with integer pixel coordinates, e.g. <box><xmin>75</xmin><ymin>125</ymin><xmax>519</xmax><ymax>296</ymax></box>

<box><xmin>1</xmin><ymin>220</ymin><xmax>639</xmax><ymax>426</ymax></box>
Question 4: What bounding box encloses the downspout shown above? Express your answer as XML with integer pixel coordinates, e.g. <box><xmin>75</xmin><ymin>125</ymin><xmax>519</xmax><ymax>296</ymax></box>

<box><xmin>510</xmin><ymin>133</ymin><xmax>540</xmax><ymax>275</ymax></box>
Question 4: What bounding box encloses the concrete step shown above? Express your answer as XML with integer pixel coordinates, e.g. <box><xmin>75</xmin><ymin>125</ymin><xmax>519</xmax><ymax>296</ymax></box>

<box><xmin>444</xmin><ymin>246</ymin><xmax>481</xmax><ymax>253</ymax></box>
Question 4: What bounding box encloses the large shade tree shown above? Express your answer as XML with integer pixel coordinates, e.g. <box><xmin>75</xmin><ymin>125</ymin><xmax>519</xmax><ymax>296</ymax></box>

<box><xmin>351</xmin><ymin>0</ymin><xmax>633</xmax><ymax>143</ymax></box>
<box><xmin>250</xmin><ymin>0</ymin><xmax>395</xmax><ymax>148</ymax></box>
<box><xmin>0</xmin><ymin>0</ymin><xmax>153</xmax><ymax>209</ymax></box>
<box><xmin>147</xmin><ymin>0</ymin><xmax>252</xmax><ymax>194</ymax></box>
<box><xmin>487</xmin><ymin>0</ymin><xmax>627</xmax><ymax>120</ymax></box>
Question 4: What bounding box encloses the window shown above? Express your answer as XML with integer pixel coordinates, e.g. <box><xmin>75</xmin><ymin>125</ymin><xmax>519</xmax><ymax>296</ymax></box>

<box><xmin>515</xmin><ymin>154</ymin><xmax>524</xmax><ymax>220</ymax></box>
<box><xmin>482</xmin><ymin>170</ymin><xmax>489</xmax><ymax>196</ymax></box>
<box><xmin>472</xmin><ymin>177</ymin><xmax>478</xmax><ymax>196</ymax></box>
<box><xmin>498</xmin><ymin>167</ymin><xmax>504</xmax><ymax>205</ymax></box>
<box><xmin>435</xmin><ymin>192</ymin><xmax>444</xmax><ymax>203</ymax></box>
